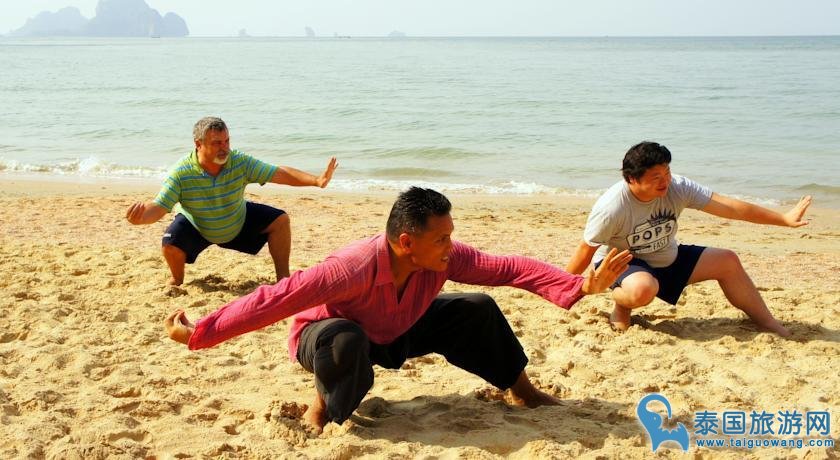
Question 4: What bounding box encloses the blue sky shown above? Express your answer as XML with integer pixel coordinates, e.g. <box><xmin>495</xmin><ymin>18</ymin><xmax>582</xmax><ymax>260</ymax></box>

<box><xmin>3</xmin><ymin>0</ymin><xmax>839</xmax><ymax>37</ymax></box>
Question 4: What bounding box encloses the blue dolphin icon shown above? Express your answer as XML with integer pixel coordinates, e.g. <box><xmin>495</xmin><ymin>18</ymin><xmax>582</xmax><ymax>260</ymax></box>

<box><xmin>636</xmin><ymin>393</ymin><xmax>690</xmax><ymax>452</ymax></box>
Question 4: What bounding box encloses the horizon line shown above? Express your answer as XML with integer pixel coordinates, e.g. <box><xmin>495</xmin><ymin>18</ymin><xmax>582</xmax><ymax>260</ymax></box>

<box><xmin>3</xmin><ymin>33</ymin><xmax>839</xmax><ymax>39</ymax></box>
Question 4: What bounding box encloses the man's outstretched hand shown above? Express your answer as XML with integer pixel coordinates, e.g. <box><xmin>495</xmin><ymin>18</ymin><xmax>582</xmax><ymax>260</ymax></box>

<box><xmin>315</xmin><ymin>156</ymin><xmax>339</xmax><ymax>188</ymax></box>
<box><xmin>165</xmin><ymin>309</ymin><xmax>195</xmax><ymax>345</ymax></box>
<box><xmin>782</xmin><ymin>195</ymin><xmax>812</xmax><ymax>227</ymax></box>
<box><xmin>580</xmin><ymin>248</ymin><xmax>632</xmax><ymax>295</ymax></box>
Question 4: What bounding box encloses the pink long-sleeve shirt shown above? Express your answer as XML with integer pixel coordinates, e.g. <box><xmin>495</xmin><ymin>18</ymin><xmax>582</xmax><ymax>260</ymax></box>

<box><xmin>188</xmin><ymin>234</ymin><xmax>586</xmax><ymax>361</ymax></box>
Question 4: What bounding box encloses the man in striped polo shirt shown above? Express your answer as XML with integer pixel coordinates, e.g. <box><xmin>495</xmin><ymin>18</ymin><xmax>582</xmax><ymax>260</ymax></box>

<box><xmin>126</xmin><ymin>116</ymin><xmax>338</xmax><ymax>286</ymax></box>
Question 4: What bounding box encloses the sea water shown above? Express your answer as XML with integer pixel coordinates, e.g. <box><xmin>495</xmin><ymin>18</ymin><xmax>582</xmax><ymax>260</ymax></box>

<box><xmin>1</xmin><ymin>36</ymin><xmax>838</xmax><ymax>207</ymax></box>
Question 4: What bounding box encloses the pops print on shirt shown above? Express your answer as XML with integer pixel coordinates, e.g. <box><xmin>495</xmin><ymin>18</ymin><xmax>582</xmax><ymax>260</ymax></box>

<box><xmin>627</xmin><ymin>210</ymin><xmax>677</xmax><ymax>254</ymax></box>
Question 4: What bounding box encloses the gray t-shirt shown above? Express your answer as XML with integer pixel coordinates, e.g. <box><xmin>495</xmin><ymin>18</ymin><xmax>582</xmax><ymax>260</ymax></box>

<box><xmin>584</xmin><ymin>175</ymin><xmax>713</xmax><ymax>268</ymax></box>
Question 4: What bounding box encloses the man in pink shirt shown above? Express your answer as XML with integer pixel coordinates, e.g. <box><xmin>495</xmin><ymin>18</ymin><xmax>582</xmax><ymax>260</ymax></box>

<box><xmin>165</xmin><ymin>187</ymin><xmax>631</xmax><ymax>433</ymax></box>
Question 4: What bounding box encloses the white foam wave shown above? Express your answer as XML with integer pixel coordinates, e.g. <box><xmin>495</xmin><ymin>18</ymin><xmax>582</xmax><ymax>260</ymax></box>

<box><xmin>0</xmin><ymin>157</ymin><xmax>791</xmax><ymax>206</ymax></box>
<box><xmin>0</xmin><ymin>157</ymin><xmax>167</xmax><ymax>179</ymax></box>
<box><xmin>329</xmin><ymin>178</ymin><xmax>603</xmax><ymax>197</ymax></box>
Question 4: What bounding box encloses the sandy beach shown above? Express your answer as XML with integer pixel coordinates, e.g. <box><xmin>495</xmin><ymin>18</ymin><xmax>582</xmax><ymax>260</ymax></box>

<box><xmin>0</xmin><ymin>175</ymin><xmax>837</xmax><ymax>459</ymax></box>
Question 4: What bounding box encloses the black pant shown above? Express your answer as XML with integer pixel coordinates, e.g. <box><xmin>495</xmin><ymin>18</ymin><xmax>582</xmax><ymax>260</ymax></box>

<box><xmin>296</xmin><ymin>293</ymin><xmax>528</xmax><ymax>424</ymax></box>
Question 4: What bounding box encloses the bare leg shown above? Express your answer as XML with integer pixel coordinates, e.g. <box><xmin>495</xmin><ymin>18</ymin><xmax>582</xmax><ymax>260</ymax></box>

<box><xmin>263</xmin><ymin>213</ymin><xmax>291</xmax><ymax>281</ymax></box>
<box><xmin>507</xmin><ymin>370</ymin><xmax>561</xmax><ymax>408</ymax></box>
<box><xmin>687</xmin><ymin>248</ymin><xmax>790</xmax><ymax>336</ymax></box>
<box><xmin>162</xmin><ymin>244</ymin><xmax>186</xmax><ymax>286</ymax></box>
<box><xmin>609</xmin><ymin>272</ymin><xmax>659</xmax><ymax>331</ymax></box>
<box><xmin>302</xmin><ymin>390</ymin><xmax>327</xmax><ymax>434</ymax></box>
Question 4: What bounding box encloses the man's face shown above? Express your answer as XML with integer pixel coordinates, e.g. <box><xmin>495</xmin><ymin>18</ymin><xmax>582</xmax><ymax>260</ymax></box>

<box><xmin>406</xmin><ymin>213</ymin><xmax>454</xmax><ymax>272</ymax></box>
<box><xmin>628</xmin><ymin>163</ymin><xmax>671</xmax><ymax>201</ymax></box>
<box><xmin>195</xmin><ymin>129</ymin><xmax>231</xmax><ymax>166</ymax></box>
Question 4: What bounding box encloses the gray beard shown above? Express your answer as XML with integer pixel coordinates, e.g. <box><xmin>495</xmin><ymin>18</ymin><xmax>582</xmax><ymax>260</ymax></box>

<box><xmin>212</xmin><ymin>155</ymin><xmax>229</xmax><ymax>165</ymax></box>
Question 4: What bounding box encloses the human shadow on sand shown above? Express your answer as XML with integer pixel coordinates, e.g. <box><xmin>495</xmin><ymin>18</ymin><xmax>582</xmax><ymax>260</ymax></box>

<box><xmin>635</xmin><ymin>316</ymin><xmax>840</xmax><ymax>343</ymax></box>
<box><xmin>186</xmin><ymin>274</ymin><xmax>273</xmax><ymax>296</ymax></box>
<box><xmin>347</xmin><ymin>393</ymin><xmax>635</xmax><ymax>452</ymax></box>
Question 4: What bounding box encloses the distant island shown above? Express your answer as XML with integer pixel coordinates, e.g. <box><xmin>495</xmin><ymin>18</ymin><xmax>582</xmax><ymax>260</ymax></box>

<box><xmin>387</xmin><ymin>30</ymin><xmax>407</xmax><ymax>38</ymax></box>
<box><xmin>10</xmin><ymin>0</ymin><xmax>188</xmax><ymax>37</ymax></box>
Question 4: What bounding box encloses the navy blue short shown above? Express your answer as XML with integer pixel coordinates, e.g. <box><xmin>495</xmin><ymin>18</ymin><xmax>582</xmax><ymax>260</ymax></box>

<box><xmin>595</xmin><ymin>244</ymin><xmax>706</xmax><ymax>305</ymax></box>
<box><xmin>161</xmin><ymin>202</ymin><xmax>286</xmax><ymax>264</ymax></box>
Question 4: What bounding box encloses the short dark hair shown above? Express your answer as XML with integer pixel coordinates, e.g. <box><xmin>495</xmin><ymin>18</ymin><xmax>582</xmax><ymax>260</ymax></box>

<box><xmin>621</xmin><ymin>141</ymin><xmax>672</xmax><ymax>182</ymax></box>
<box><xmin>386</xmin><ymin>187</ymin><xmax>452</xmax><ymax>241</ymax></box>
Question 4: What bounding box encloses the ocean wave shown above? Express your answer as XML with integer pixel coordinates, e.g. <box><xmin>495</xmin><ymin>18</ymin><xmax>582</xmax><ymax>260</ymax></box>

<box><xmin>355</xmin><ymin>146</ymin><xmax>481</xmax><ymax>160</ymax></box>
<box><xmin>0</xmin><ymin>157</ymin><xmax>166</xmax><ymax>178</ymax></box>
<box><xmin>796</xmin><ymin>183</ymin><xmax>840</xmax><ymax>196</ymax></box>
<box><xmin>77</xmin><ymin>128</ymin><xmax>154</xmax><ymax>140</ymax></box>
<box><xmin>0</xmin><ymin>160</ymin><xmax>600</xmax><ymax>197</ymax></box>
<box><xmin>1</xmin><ymin>158</ymin><xmax>835</xmax><ymax>208</ymax></box>
<box><xmin>328</xmin><ymin>178</ymin><xmax>602</xmax><ymax>197</ymax></box>
<box><xmin>366</xmin><ymin>167</ymin><xmax>457</xmax><ymax>178</ymax></box>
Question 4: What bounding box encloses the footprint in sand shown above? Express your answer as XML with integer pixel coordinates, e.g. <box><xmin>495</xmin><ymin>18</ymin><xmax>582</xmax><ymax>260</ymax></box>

<box><xmin>264</xmin><ymin>400</ymin><xmax>307</xmax><ymax>421</ymax></box>
<box><xmin>207</xmin><ymin>443</ymin><xmax>246</xmax><ymax>456</ymax></box>
<box><xmin>185</xmin><ymin>410</ymin><xmax>219</xmax><ymax>426</ymax></box>
<box><xmin>355</xmin><ymin>396</ymin><xmax>394</xmax><ymax>418</ymax></box>
<box><xmin>218</xmin><ymin>408</ymin><xmax>256</xmax><ymax>435</ymax></box>
<box><xmin>1</xmin><ymin>390</ymin><xmax>21</xmax><ymax>419</ymax></box>
<box><xmin>262</xmin><ymin>401</ymin><xmax>312</xmax><ymax>444</ymax></box>
<box><xmin>503</xmin><ymin>414</ymin><xmax>543</xmax><ymax>429</ymax></box>
<box><xmin>13</xmin><ymin>291</ymin><xmax>40</xmax><ymax>301</ymax></box>
<box><xmin>106</xmin><ymin>429</ymin><xmax>149</xmax><ymax>443</ymax></box>
<box><xmin>164</xmin><ymin>285</ymin><xmax>188</xmax><ymax>297</ymax></box>
<box><xmin>0</xmin><ymin>331</ymin><xmax>28</xmax><ymax>343</ymax></box>
<box><xmin>21</xmin><ymin>390</ymin><xmax>62</xmax><ymax>411</ymax></box>
<box><xmin>115</xmin><ymin>399</ymin><xmax>182</xmax><ymax>419</ymax></box>
<box><xmin>103</xmin><ymin>384</ymin><xmax>141</xmax><ymax>398</ymax></box>
<box><xmin>82</xmin><ymin>361</ymin><xmax>113</xmax><ymax>381</ymax></box>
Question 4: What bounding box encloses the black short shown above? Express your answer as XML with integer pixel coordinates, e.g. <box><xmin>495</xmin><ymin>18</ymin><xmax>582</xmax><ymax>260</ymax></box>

<box><xmin>595</xmin><ymin>244</ymin><xmax>706</xmax><ymax>305</ymax></box>
<box><xmin>161</xmin><ymin>202</ymin><xmax>285</xmax><ymax>264</ymax></box>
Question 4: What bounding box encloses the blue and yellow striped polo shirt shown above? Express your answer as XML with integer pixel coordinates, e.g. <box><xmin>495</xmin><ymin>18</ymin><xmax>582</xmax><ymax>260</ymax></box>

<box><xmin>153</xmin><ymin>150</ymin><xmax>277</xmax><ymax>244</ymax></box>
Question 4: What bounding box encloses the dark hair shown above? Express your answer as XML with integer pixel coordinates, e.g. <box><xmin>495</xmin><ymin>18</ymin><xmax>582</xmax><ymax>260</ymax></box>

<box><xmin>386</xmin><ymin>187</ymin><xmax>452</xmax><ymax>241</ymax></box>
<box><xmin>621</xmin><ymin>141</ymin><xmax>672</xmax><ymax>182</ymax></box>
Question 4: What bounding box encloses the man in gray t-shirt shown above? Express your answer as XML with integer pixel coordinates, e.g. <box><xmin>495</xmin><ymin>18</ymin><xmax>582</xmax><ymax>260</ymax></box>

<box><xmin>566</xmin><ymin>141</ymin><xmax>812</xmax><ymax>337</ymax></box>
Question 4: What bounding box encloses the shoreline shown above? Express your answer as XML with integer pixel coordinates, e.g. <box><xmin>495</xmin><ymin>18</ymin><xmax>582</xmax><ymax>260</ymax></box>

<box><xmin>1</xmin><ymin>170</ymin><xmax>836</xmax><ymax>210</ymax></box>
<box><xmin>1</xmin><ymin>172</ymin><xmax>838</xmax><ymax>213</ymax></box>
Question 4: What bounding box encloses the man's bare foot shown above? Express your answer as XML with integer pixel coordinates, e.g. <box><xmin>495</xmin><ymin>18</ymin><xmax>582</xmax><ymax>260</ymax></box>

<box><xmin>610</xmin><ymin>304</ymin><xmax>632</xmax><ymax>331</ymax></box>
<box><xmin>507</xmin><ymin>387</ymin><xmax>562</xmax><ymax>408</ymax></box>
<box><xmin>167</xmin><ymin>276</ymin><xmax>183</xmax><ymax>286</ymax></box>
<box><xmin>301</xmin><ymin>393</ymin><xmax>328</xmax><ymax>435</ymax></box>
<box><xmin>757</xmin><ymin>320</ymin><xmax>791</xmax><ymax>337</ymax></box>
<box><xmin>507</xmin><ymin>371</ymin><xmax>561</xmax><ymax>408</ymax></box>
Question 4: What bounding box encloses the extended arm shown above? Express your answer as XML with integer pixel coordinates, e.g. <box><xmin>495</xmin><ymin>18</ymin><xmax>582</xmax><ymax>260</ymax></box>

<box><xmin>270</xmin><ymin>156</ymin><xmax>338</xmax><ymax>188</ymax></box>
<box><xmin>125</xmin><ymin>201</ymin><xmax>168</xmax><ymax>225</ymax></box>
<box><xmin>565</xmin><ymin>240</ymin><xmax>599</xmax><ymax>275</ymax></box>
<box><xmin>701</xmin><ymin>193</ymin><xmax>811</xmax><ymax>227</ymax></box>
<box><xmin>446</xmin><ymin>241</ymin><xmax>630</xmax><ymax>309</ymax></box>
<box><xmin>166</xmin><ymin>256</ymin><xmax>358</xmax><ymax>349</ymax></box>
